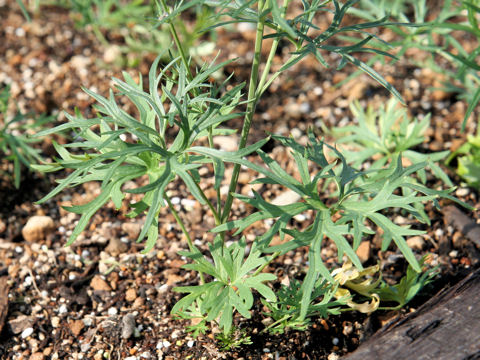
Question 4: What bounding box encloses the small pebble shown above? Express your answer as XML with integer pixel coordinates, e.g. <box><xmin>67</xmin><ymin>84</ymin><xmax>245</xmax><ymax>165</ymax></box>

<box><xmin>293</xmin><ymin>214</ymin><xmax>307</xmax><ymax>222</ymax></box>
<box><xmin>108</xmin><ymin>307</ymin><xmax>118</xmax><ymax>316</ymax></box>
<box><xmin>313</xmin><ymin>86</ymin><xmax>323</xmax><ymax>96</ymax></box>
<box><xmin>21</xmin><ymin>327</ymin><xmax>34</xmax><ymax>339</ymax></box>
<box><xmin>407</xmin><ymin>236</ymin><xmax>425</xmax><ymax>251</ymax></box>
<box><xmin>332</xmin><ymin>337</ymin><xmax>339</xmax><ymax>346</ymax></box>
<box><xmin>455</xmin><ymin>187</ymin><xmax>470</xmax><ymax>197</ymax></box>
<box><xmin>51</xmin><ymin>317</ymin><xmax>60</xmax><ymax>328</ymax></box>
<box><xmin>121</xmin><ymin>314</ymin><xmax>136</xmax><ymax>339</ymax></box>
<box><xmin>180</xmin><ymin>199</ymin><xmax>196</xmax><ymax>209</ymax></box>
<box><xmin>15</xmin><ymin>27</ymin><xmax>25</xmax><ymax>37</ymax></box>
<box><xmin>299</xmin><ymin>102</ymin><xmax>311</xmax><ymax>114</ymax></box>
<box><xmin>187</xmin><ymin>340</ymin><xmax>195</xmax><ymax>348</ymax></box>
<box><xmin>58</xmin><ymin>305</ymin><xmax>68</xmax><ymax>314</ymax></box>
<box><xmin>449</xmin><ymin>250</ymin><xmax>458</xmax><ymax>258</ymax></box>
<box><xmin>83</xmin><ymin>317</ymin><xmax>94</xmax><ymax>327</ymax></box>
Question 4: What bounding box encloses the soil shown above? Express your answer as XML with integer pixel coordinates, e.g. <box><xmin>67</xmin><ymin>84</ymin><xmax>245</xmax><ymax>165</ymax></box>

<box><xmin>0</xmin><ymin>1</ymin><xmax>479</xmax><ymax>359</ymax></box>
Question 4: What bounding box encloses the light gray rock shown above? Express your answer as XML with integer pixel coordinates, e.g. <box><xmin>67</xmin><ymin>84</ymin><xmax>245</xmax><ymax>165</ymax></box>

<box><xmin>121</xmin><ymin>314</ymin><xmax>136</xmax><ymax>339</ymax></box>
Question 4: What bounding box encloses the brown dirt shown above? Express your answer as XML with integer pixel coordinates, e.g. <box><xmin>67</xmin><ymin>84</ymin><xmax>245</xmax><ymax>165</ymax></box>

<box><xmin>0</xmin><ymin>1</ymin><xmax>479</xmax><ymax>359</ymax></box>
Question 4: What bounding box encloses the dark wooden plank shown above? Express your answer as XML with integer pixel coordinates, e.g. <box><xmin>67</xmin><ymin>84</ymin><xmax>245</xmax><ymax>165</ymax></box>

<box><xmin>0</xmin><ymin>276</ymin><xmax>9</xmax><ymax>334</ymax></box>
<box><xmin>342</xmin><ymin>268</ymin><xmax>480</xmax><ymax>360</ymax></box>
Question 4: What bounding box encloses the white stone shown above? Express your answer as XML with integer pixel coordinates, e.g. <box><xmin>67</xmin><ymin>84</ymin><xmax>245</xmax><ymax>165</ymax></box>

<box><xmin>58</xmin><ymin>305</ymin><xmax>68</xmax><ymax>314</ymax></box>
<box><xmin>108</xmin><ymin>307</ymin><xmax>118</xmax><ymax>316</ymax></box>
<box><xmin>21</xmin><ymin>327</ymin><xmax>34</xmax><ymax>339</ymax></box>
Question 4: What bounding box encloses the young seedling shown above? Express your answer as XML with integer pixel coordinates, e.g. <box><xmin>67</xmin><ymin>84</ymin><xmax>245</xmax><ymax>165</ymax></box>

<box><xmin>35</xmin><ymin>0</ymin><xmax>468</xmax><ymax>337</ymax></box>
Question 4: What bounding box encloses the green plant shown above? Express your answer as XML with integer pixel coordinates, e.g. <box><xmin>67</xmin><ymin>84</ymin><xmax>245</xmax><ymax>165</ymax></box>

<box><xmin>429</xmin><ymin>0</ymin><xmax>480</xmax><ymax>129</ymax></box>
<box><xmin>376</xmin><ymin>255</ymin><xmax>438</xmax><ymax>310</ymax></box>
<box><xmin>0</xmin><ymin>85</ymin><xmax>51</xmax><ymax>188</ymax></box>
<box><xmin>261</xmin><ymin>278</ymin><xmax>344</xmax><ymax>334</ymax></box>
<box><xmin>327</xmin><ymin>98</ymin><xmax>467</xmax><ymax>222</ymax></box>
<box><xmin>35</xmin><ymin>0</ymin><xmax>465</xmax><ymax>337</ymax></box>
<box><xmin>215</xmin><ymin>327</ymin><xmax>253</xmax><ymax>351</ymax></box>
<box><xmin>348</xmin><ymin>0</ymin><xmax>480</xmax><ymax>129</ymax></box>
<box><xmin>329</xmin><ymin>99</ymin><xmax>451</xmax><ymax>184</ymax></box>
<box><xmin>446</xmin><ymin>128</ymin><xmax>480</xmax><ymax>188</ymax></box>
<box><xmin>50</xmin><ymin>0</ymin><xmax>216</xmax><ymax>64</ymax></box>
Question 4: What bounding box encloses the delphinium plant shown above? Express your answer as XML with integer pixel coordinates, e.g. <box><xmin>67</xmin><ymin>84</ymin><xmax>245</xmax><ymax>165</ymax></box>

<box><xmin>446</xmin><ymin>128</ymin><xmax>480</xmax><ymax>189</ymax></box>
<box><xmin>347</xmin><ymin>0</ymin><xmax>480</xmax><ymax>129</ymax></box>
<box><xmin>0</xmin><ymin>85</ymin><xmax>51</xmax><ymax>188</ymax></box>
<box><xmin>35</xmin><ymin>0</ymin><xmax>466</xmax><ymax>339</ymax></box>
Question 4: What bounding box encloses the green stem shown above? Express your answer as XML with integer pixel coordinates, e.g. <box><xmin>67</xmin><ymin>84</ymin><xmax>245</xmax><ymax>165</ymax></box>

<box><xmin>92</xmin><ymin>24</ymin><xmax>109</xmax><ymax>47</ymax></box>
<box><xmin>221</xmin><ymin>0</ymin><xmax>267</xmax><ymax>224</ymax></box>
<box><xmin>260</xmin><ymin>315</ymin><xmax>291</xmax><ymax>334</ymax></box>
<box><xmin>256</xmin><ymin>0</ymin><xmax>291</xmax><ymax>95</ymax></box>
<box><xmin>207</xmin><ymin>127</ymin><xmax>223</xmax><ymax>216</ymax></box>
<box><xmin>165</xmin><ymin>192</ymin><xmax>204</xmax><ymax>284</ymax></box>
<box><xmin>253</xmin><ymin>251</ymin><xmax>281</xmax><ymax>277</ymax></box>
<box><xmin>192</xmin><ymin>178</ymin><xmax>221</xmax><ymax>226</ymax></box>
<box><xmin>159</xmin><ymin>0</ymin><xmax>195</xmax><ymax>85</ymax></box>
<box><xmin>165</xmin><ymin>193</ymin><xmax>194</xmax><ymax>250</ymax></box>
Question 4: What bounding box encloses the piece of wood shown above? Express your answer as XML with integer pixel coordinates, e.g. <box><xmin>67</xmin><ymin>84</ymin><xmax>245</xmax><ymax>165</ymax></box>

<box><xmin>342</xmin><ymin>268</ymin><xmax>480</xmax><ymax>360</ymax></box>
<box><xmin>0</xmin><ymin>276</ymin><xmax>9</xmax><ymax>334</ymax></box>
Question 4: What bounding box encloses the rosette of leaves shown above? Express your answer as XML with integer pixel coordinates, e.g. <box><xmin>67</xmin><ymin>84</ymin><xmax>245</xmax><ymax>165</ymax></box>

<box><xmin>331</xmin><ymin>99</ymin><xmax>451</xmax><ymax>184</ymax></box>
<box><xmin>172</xmin><ymin>237</ymin><xmax>276</xmax><ymax>335</ymax></box>
<box><xmin>207</xmin><ymin>132</ymin><xmax>462</xmax><ymax>320</ymax></box>
<box><xmin>329</xmin><ymin>98</ymin><xmax>457</xmax><ymax>221</ymax></box>
<box><xmin>34</xmin><ymin>55</ymin><xmax>252</xmax><ymax>251</ymax></box>
<box><xmin>446</xmin><ymin>131</ymin><xmax>480</xmax><ymax>188</ymax></box>
<box><xmin>261</xmin><ymin>278</ymin><xmax>345</xmax><ymax>334</ymax></box>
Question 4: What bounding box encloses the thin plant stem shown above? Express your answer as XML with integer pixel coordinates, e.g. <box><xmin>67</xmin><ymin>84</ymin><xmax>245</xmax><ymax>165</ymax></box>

<box><xmin>165</xmin><ymin>193</ymin><xmax>194</xmax><ymax>250</ymax></box>
<box><xmin>207</xmin><ymin>127</ymin><xmax>223</xmax><ymax>216</ymax></box>
<box><xmin>158</xmin><ymin>0</ymin><xmax>198</xmax><ymax>96</ymax></box>
<box><xmin>256</xmin><ymin>0</ymin><xmax>291</xmax><ymax>95</ymax></box>
<box><xmin>92</xmin><ymin>24</ymin><xmax>109</xmax><ymax>47</ymax></box>
<box><xmin>221</xmin><ymin>0</ymin><xmax>267</xmax><ymax>224</ymax></box>
<box><xmin>253</xmin><ymin>251</ymin><xmax>281</xmax><ymax>277</ymax></box>
<box><xmin>260</xmin><ymin>315</ymin><xmax>291</xmax><ymax>334</ymax></box>
<box><xmin>165</xmin><ymin>192</ymin><xmax>205</xmax><ymax>284</ymax></box>
<box><xmin>191</xmin><ymin>178</ymin><xmax>221</xmax><ymax>226</ymax></box>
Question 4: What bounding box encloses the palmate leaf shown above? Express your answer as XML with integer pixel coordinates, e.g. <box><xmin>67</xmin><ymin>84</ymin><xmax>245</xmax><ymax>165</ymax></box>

<box><xmin>173</xmin><ymin>237</ymin><xmax>276</xmax><ymax>334</ymax></box>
